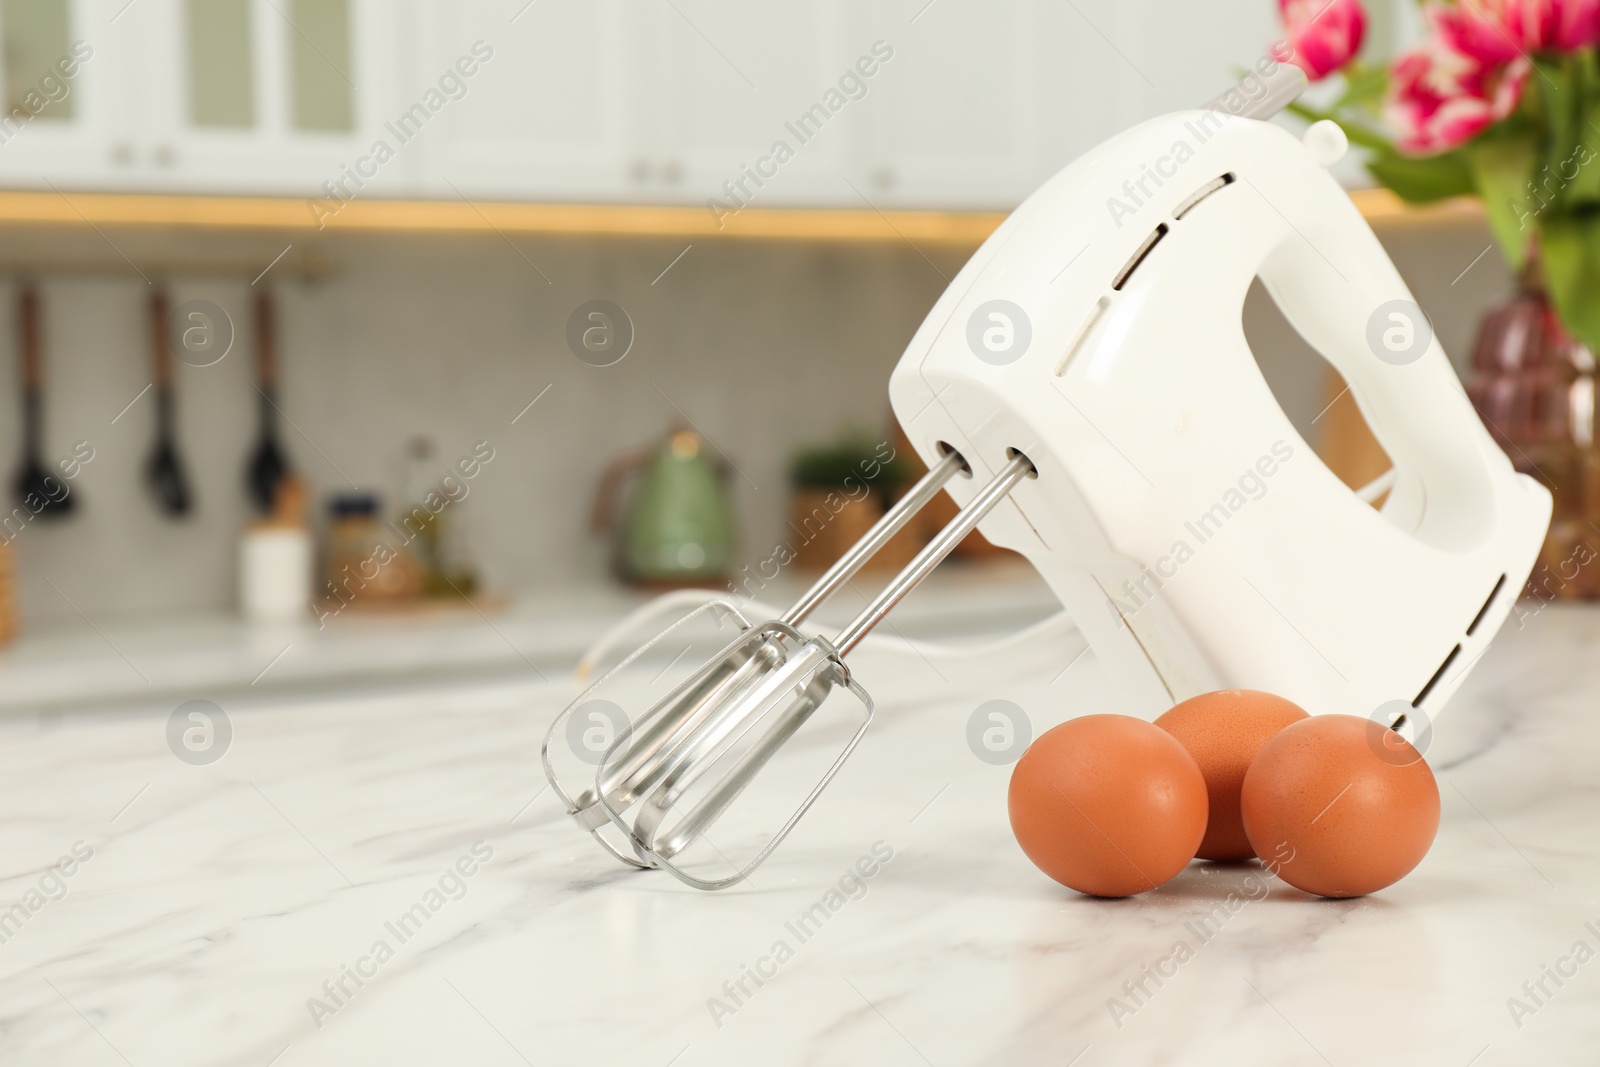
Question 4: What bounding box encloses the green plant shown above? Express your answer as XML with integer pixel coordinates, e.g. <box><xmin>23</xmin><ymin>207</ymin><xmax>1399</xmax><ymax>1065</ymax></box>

<box><xmin>789</xmin><ymin>434</ymin><xmax>912</xmax><ymax>490</ymax></box>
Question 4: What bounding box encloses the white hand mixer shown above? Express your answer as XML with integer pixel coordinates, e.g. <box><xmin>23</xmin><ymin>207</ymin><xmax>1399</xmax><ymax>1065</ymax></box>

<box><xmin>543</xmin><ymin>65</ymin><xmax>1551</xmax><ymax>890</ymax></box>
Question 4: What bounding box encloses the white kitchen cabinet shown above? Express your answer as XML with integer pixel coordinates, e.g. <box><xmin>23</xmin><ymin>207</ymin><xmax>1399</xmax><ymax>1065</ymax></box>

<box><xmin>413</xmin><ymin>0</ymin><xmax>1023</xmax><ymax>211</ymax></box>
<box><xmin>411</xmin><ymin>0</ymin><xmax>857</xmax><ymax>209</ymax></box>
<box><xmin>642</xmin><ymin>0</ymin><xmax>858</xmax><ymax>210</ymax></box>
<box><xmin>0</xmin><ymin>0</ymin><xmax>1294</xmax><ymax>210</ymax></box>
<box><xmin>0</xmin><ymin>0</ymin><xmax>407</xmax><ymax>197</ymax></box>
<box><xmin>409</xmin><ymin>0</ymin><xmax>640</xmax><ymax>203</ymax></box>
<box><xmin>851</xmin><ymin>0</ymin><xmax>1045</xmax><ymax>209</ymax></box>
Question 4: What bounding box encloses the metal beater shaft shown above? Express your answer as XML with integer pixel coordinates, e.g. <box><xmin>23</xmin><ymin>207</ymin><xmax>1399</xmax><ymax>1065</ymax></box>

<box><xmin>834</xmin><ymin>452</ymin><xmax>1035</xmax><ymax>656</ymax></box>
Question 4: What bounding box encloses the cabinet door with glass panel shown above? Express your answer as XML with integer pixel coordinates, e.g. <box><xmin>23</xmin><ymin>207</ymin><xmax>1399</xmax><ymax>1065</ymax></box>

<box><xmin>0</xmin><ymin>0</ymin><xmax>409</xmax><ymax>195</ymax></box>
<box><xmin>131</xmin><ymin>0</ymin><xmax>407</xmax><ymax>196</ymax></box>
<box><xmin>0</xmin><ymin>0</ymin><xmax>139</xmax><ymax>190</ymax></box>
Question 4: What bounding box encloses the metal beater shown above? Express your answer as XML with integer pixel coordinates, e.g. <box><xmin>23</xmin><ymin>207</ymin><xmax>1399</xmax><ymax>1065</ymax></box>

<box><xmin>542</xmin><ymin>446</ymin><xmax>1035</xmax><ymax>890</ymax></box>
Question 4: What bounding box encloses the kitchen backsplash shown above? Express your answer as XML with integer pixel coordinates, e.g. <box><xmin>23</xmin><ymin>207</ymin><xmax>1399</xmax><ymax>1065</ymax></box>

<box><xmin>0</xmin><ymin>222</ymin><xmax>1511</xmax><ymax>624</ymax></box>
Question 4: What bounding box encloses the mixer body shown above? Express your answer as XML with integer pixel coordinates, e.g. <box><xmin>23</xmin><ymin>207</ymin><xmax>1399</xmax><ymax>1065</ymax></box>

<box><xmin>889</xmin><ymin>108</ymin><xmax>1551</xmax><ymax>728</ymax></box>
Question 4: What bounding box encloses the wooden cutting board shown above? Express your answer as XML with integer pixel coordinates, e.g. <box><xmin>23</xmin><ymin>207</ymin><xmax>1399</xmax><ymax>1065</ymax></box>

<box><xmin>0</xmin><ymin>541</ymin><xmax>15</xmax><ymax>646</ymax></box>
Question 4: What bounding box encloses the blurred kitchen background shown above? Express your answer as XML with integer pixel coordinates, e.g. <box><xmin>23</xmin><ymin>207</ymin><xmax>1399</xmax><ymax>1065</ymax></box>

<box><xmin>0</xmin><ymin>0</ymin><xmax>1526</xmax><ymax>705</ymax></box>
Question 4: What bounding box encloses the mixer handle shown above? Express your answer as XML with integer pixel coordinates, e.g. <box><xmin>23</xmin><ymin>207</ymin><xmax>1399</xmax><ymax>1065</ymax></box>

<box><xmin>1254</xmin><ymin>216</ymin><xmax>1500</xmax><ymax>546</ymax></box>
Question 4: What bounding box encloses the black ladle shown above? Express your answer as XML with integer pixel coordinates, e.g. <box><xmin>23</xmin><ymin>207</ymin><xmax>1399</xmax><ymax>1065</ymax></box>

<box><xmin>13</xmin><ymin>284</ymin><xmax>73</xmax><ymax>518</ymax></box>
<box><xmin>247</xmin><ymin>289</ymin><xmax>290</xmax><ymax>513</ymax></box>
<box><xmin>145</xmin><ymin>289</ymin><xmax>192</xmax><ymax>517</ymax></box>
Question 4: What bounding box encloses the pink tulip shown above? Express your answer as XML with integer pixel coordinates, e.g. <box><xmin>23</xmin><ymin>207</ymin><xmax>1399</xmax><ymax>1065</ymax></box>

<box><xmin>1551</xmin><ymin>0</ymin><xmax>1600</xmax><ymax>49</ymax></box>
<box><xmin>1432</xmin><ymin>1</ymin><xmax>1523</xmax><ymax>63</ymax></box>
<box><xmin>1433</xmin><ymin>0</ymin><xmax>1600</xmax><ymax>59</ymax></box>
<box><xmin>1279</xmin><ymin>0</ymin><xmax>1367</xmax><ymax>80</ymax></box>
<box><xmin>1386</xmin><ymin>33</ymin><xmax>1530</xmax><ymax>154</ymax></box>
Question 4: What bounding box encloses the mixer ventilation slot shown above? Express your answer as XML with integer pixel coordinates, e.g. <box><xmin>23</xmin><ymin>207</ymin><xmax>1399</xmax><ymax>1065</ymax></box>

<box><xmin>1056</xmin><ymin>296</ymin><xmax>1110</xmax><ymax>377</ymax></box>
<box><xmin>1412</xmin><ymin>644</ymin><xmax>1461</xmax><ymax>709</ymax></box>
<box><xmin>1112</xmin><ymin>223</ymin><xmax>1169</xmax><ymax>291</ymax></box>
<box><xmin>1466</xmin><ymin>574</ymin><xmax>1506</xmax><ymax>635</ymax></box>
<box><xmin>1173</xmin><ymin>172</ymin><xmax>1236</xmax><ymax>219</ymax></box>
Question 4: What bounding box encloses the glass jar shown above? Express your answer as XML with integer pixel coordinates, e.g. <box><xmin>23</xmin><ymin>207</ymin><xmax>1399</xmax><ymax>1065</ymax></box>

<box><xmin>324</xmin><ymin>493</ymin><xmax>424</xmax><ymax>605</ymax></box>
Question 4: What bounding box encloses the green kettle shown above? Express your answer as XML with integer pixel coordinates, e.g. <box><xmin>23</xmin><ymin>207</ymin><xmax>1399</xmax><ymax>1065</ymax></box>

<box><xmin>592</xmin><ymin>429</ymin><xmax>736</xmax><ymax>586</ymax></box>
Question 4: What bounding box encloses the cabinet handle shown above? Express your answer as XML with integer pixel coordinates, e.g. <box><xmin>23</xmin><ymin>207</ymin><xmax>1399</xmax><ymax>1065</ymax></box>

<box><xmin>153</xmin><ymin>144</ymin><xmax>178</xmax><ymax>168</ymax></box>
<box><xmin>629</xmin><ymin>158</ymin><xmax>651</xmax><ymax>183</ymax></box>
<box><xmin>661</xmin><ymin>160</ymin><xmax>682</xmax><ymax>184</ymax></box>
<box><xmin>110</xmin><ymin>142</ymin><xmax>136</xmax><ymax>166</ymax></box>
<box><xmin>872</xmin><ymin>167</ymin><xmax>896</xmax><ymax>191</ymax></box>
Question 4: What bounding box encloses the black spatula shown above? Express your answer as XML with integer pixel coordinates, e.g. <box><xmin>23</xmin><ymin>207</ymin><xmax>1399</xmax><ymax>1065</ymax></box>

<box><xmin>13</xmin><ymin>284</ymin><xmax>73</xmax><ymax>518</ymax></box>
<box><xmin>246</xmin><ymin>289</ymin><xmax>290</xmax><ymax>513</ymax></box>
<box><xmin>145</xmin><ymin>289</ymin><xmax>192</xmax><ymax>517</ymax></box>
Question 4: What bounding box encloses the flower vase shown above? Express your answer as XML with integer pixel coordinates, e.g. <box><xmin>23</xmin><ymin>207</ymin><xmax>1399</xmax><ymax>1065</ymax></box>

<box><xmin>1466</xmin><ymin>255</ymin><xmax>1600</xmax><ymax>599</ymax></box>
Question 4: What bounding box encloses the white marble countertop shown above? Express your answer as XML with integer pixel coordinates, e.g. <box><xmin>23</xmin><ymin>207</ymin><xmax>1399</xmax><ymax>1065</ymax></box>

<box><xmin>1</xmin><ymin>590</ymin><xmax>1597</xmax><ymax>1066</ymax></box>
<box><xmin>0</xmin><ymin>563</ymin><xmax>1059</xmax><ymax>716</ymax></box>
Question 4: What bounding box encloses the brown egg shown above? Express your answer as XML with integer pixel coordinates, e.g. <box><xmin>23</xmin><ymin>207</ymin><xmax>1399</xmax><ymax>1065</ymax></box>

<box><xmin>1241</xmin><ymin>714</ymin><xmax>1439</xmax><ymax>898</ymax></box>
<box><xmin>1155</xmin><ymin>690</ymin><xmax>1309</xmax><ymax>861</ymax></box>
<box><xmin>1008</xmin><ymin>714</ymin><xmax>1208</xmax><ymax>897</ymax></box>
